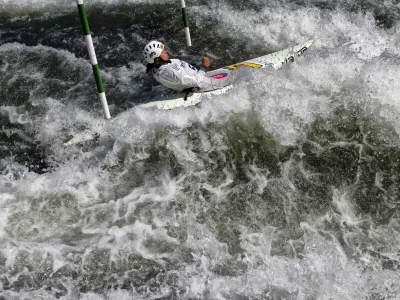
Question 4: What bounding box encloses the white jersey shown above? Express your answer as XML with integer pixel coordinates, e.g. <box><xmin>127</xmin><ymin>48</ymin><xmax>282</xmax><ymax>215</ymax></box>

<box><xmin>152</xmin><ymin>59</ymin><xmax>219</xmax><ymax>92</ymax></box>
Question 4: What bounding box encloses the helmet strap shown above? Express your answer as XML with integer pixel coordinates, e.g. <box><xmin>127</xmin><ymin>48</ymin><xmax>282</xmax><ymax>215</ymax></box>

<box><xmin>154</xmin><ymin>57</ymin><xmax>171</xmax><ymax>65</ymax></box>
<box><xmin>154</xmin><ymin>57</ymin><xmax>163</xmax><ymax>65</ymax></box>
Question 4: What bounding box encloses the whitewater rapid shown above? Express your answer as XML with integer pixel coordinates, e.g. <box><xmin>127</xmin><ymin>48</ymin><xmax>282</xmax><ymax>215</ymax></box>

<box><xmin>1</xmin><ymin>0</ymin><xmax>400</xmax><ymax>299</ymax></box>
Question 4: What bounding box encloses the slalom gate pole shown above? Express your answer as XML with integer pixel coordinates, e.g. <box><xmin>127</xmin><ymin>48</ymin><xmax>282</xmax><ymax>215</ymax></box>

<box><xmin>76</xmin><ymin>0</ymin><xmax>111</xmax><ymax>119</ymax></box>
<box><xmin>180</xmin><ymin>0</ymin><xmax>192</xmax><ymax>46</ymax></box>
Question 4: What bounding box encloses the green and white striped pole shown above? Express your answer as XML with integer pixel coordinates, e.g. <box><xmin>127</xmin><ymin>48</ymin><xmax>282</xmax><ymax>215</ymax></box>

<box><xmin>76</xmin><ymin>0</ymin><xmax>111</xmax><ymax>119</ymax></box>
<box><xmin>180</xmin><ymin>0</ymin><xmax>192</xmax><ymax>46</ymax></box>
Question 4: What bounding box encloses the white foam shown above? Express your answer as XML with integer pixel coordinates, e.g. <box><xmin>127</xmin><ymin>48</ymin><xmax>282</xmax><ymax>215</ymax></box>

<box><xmin>0</xmin><ymin>194</ymin><xmax>15</xmax><ymax>240</ymax></box>
<box><xmin>332</xmin><ymin>188</ymin><xmax>360</xmax><ymax>226</ymax></box>
<box><xmin>1</xmin><ymin>1</ymin><xmax>400</xmax><ymax>299</ymax></box>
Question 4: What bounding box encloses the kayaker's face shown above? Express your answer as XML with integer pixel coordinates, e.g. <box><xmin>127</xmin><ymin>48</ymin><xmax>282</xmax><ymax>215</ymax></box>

<box><xmin>159</xmin><ymin>49</ymin><xmax>169</xmax><ymax>61</ymax></box>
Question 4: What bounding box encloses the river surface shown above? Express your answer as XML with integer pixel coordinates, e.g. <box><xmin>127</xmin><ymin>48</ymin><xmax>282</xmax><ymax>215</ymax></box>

<box><xmin>1</xmin><ymin>0</ymin><xmax>400</xmax><ymax>299</ymax></box>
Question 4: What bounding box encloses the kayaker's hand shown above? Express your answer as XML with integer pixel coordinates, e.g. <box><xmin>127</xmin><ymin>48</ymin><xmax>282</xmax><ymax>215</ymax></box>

<box><xmin>202</xmin><ymin>56</ymin><xmax>210</xmax><ymax>68</ymax></box>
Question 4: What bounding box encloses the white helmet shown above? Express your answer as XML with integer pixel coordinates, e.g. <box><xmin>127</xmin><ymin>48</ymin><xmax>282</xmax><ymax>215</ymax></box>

<box><xmin>143</xmin><ymin>41</ymin><xmax>165</xmax><ymax>63</ymax></box>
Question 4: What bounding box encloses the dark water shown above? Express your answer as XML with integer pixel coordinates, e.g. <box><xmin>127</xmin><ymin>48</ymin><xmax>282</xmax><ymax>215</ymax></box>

<box><xmin>1</xmin><ymin>0</ymin><xmax>400</xmax><ymax>299</ymax></box>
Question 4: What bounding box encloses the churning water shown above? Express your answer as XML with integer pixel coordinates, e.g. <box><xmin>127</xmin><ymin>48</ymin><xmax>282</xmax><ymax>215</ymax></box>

<box><xmin>1</xmin><ymin>0</ymin><xmax>400</xmax><ymax>299</ymax></box>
